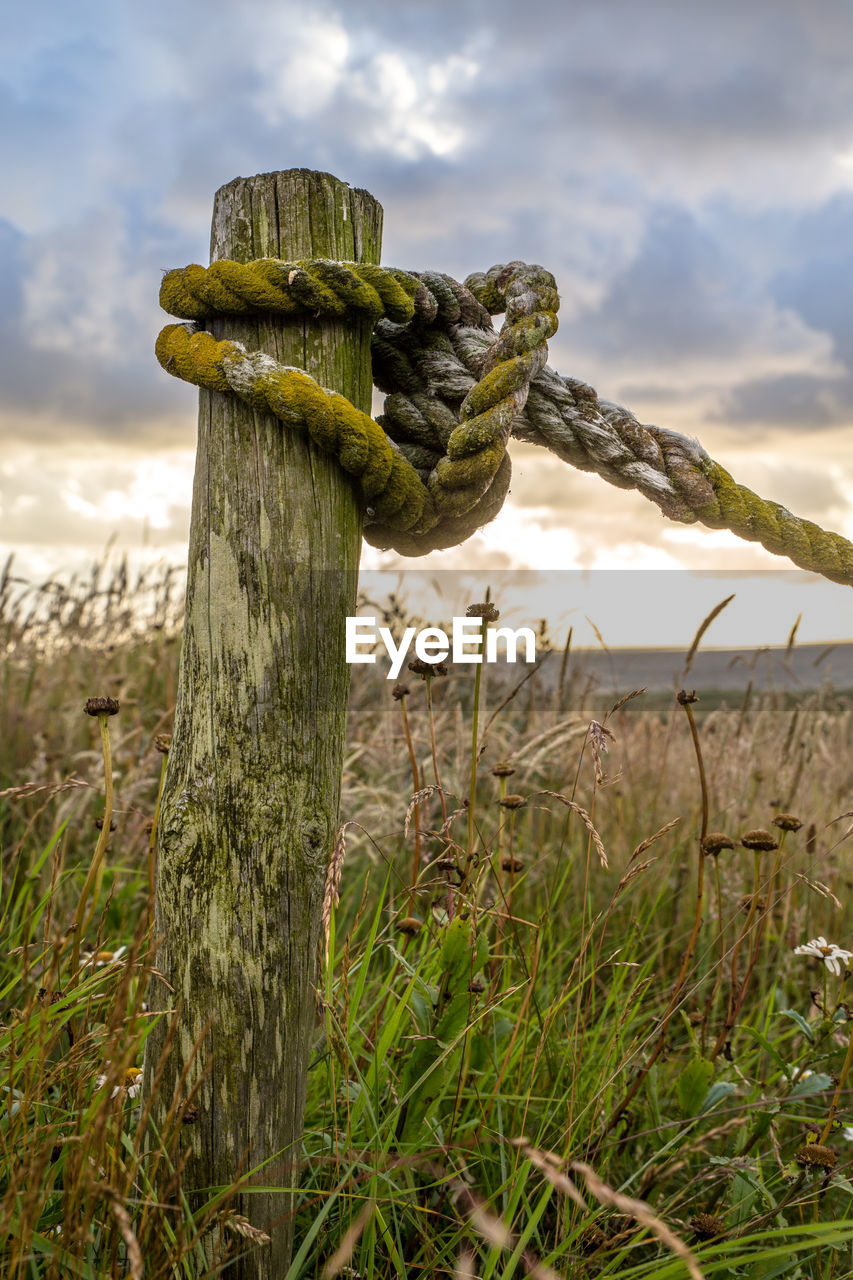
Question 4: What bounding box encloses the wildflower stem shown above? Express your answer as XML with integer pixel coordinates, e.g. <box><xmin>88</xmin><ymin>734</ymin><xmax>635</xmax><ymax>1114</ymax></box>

<box><xmin>682</xmin><ymin>698</ymin><xmax>709</xmax><ymax>841</ymax></box>
<box><xmin>426</xmin><ymin>679</ymin><xmax>447</xmax><ymax>824</ymax></box>
<box><xmin>398</xmin><ymin>694</ymin><xmax>422</xmax><ymax>915</ymax></box>
<box><xmin>147</xmin><ymin>750</ymin><xmax>169</xmax><ymax>933</ymax></box>
<box><xmin>490</xmin><ymin>776</ymin><xmax>508</xmax><ymax>982</ymax></box>
<box><xmin>730</xmin><ymin>847</ymin><xmax>784</xmax><ymax>1046</ymax></box>
<box><xmin>505</xmin><ymin>811</ymin><xmax>517</xmax><ymax>920</ymax></box>
<box><xmin>710</xmin><ymin>851</ymin><xmax>761</xmax><ymax>1063</ymax></box>
<box><xmin>425</xmin><ymin>677</ymin><xmax>454</xmax><ymax>914</ymax></box>
<box><xmin>466</xmin><ymin>618</ymin><xmax>487</xmax><ymax>863</ymax></box>
<box><xmin>70</xmin><ymin>713</ymin><xmax>114</xmax><ymax>975</ymax></box>
<box><xmin>701</xmin><ymin>858</ymin><xmax>727</xmax><ymax>1052</ymax></box>
<box><xmin>819</xmin><ymin>1016</ymin><xmax>853</xmax><ymax>1143</ymax></box>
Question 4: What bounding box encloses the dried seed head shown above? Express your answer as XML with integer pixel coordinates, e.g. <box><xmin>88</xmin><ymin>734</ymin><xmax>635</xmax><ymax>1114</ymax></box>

<box><xmin>181</xmin><ymin>1102</ymin><xmax>199</xmax><ymax>1124</ymax></box>
<box><xmin>499</xmin><ymin>794</ymin><xmax>527</xmax><ymax>810</ymax></box>
<box><xmin>221</xmin><ymin>1212</ymin><xmax>272</xmax><ymax>1245</ymax></box>
<box><xmin>397</xmin><ymin>916</ymin><xmax>423</xmax><ymax>936</ymax></box>
<box><xmin>154</xmin><ymin>733</ymin><xmax>171</xmax><ymax>754</ymax></box>
<box><xmin>741</xmin><ymin>829</ymin><xmax>778</xmax><ymax>852</ymax></box>
<box><xmin>407</xmin><ymin>658</ymin><xmax>448</xmax><ymax>680</ymax></box>
<box><xmin>677</xmin><ymin>689</ymin><xmax>699</xmax><ymax>705</ymax></box>
<box><xmin>773</xmin><ymin>812</ymin><xmax>803</xmax><ymax>832</ymax></box>
<box><xmin>322</xmin><ymin>826</ymin><xmax>347</xmax><ymax>961</ymax></box>
<box><xmin>466</xmin><ymin>602</ymin><xmax>500</xmax><ymax>622</ymax></box>
<box><xmin>702</xmin><ymin>832</ymin><xmax>735</xmax><ymax>856</ymax></box>
<box><xmin>84</xmin><ymin>697</ymin><xmax>119</xmax><ymax>717</ymax></box>
<box><xmin>501</xmin><ymin>856</ymin><xmax>524</xmax><ymax>872</ymax></box>
<box><xmin>795</xmin><ymin>1143</ymin><xmax>838</xmax><ymax>1172</ymax></box>
<box><xmin>392</xmin><ymin>683</ymin><xmax>409</xmax><ymax>700</ymax></box>
<box><xmin>94</xmin><ymin>817</ymin><xmax>117</xmax><ymax>832</ymax></box>
<box><xmin>491</xmin><ymin>760</ymin><xmax>516</xmax><ymax>778</ymax></box>
<box><xmin>689</xmin><ymin>1213</ymin><xmax>726</xmax><ymax>1241</ymax></box>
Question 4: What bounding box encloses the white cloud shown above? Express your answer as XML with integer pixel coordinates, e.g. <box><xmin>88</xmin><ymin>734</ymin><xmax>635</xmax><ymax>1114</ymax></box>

<box><xmin>0</xmin><ymin>443</ymin><xmax>194</xmax><ymax>559</ymax></box>
<box><xmin>350</xmin><ymin>50</ymin><xmax>479</xmax><ymax>159</ymax></box>
<box><xmin>252</xmin><ymin>16</ymin><xmax>350</xmax><ymax>122</ymax></box>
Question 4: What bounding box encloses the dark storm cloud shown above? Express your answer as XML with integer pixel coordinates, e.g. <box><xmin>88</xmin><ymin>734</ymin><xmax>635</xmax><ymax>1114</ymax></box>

<box><xmin>0</xmin><ymin>216</ymin><xmax>197</xmax><ymax>438</ymax></box>
<box><xmin>771</xmin><ymin>194</ymin><xmax>853</xmax><ymax>364</ymax></box>
<box><xmin>556</xmin><ymin>206</ymin><xmax>744</xmax><ymax>361</ymax></box>
<box><xmin>712</xmin><ymin>372</ymin><xmax>853</xmax><ymax>430</ymax></box>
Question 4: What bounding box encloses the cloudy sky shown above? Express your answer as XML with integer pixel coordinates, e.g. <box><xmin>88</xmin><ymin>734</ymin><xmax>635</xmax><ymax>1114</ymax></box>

<box><xmin>3</xmin><ymin>1</ymin><xmax>853</xmax><ymax>641</ymax></box>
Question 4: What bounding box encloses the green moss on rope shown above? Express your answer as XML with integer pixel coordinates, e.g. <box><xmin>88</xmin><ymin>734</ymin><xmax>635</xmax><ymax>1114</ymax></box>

<box><xmin>159</xmin><ymin>258</ymin><xmax>419</xmax><ymax>324</ymax></box>
<box><xmin>697</xmin><ymin>460</ymin><xmax>853</xmax><ymax>583</ymax></box>
<box><xmin>154</xmin><ymin>258</ymin><xmax>853</xmax><ymax>578</ymax></box>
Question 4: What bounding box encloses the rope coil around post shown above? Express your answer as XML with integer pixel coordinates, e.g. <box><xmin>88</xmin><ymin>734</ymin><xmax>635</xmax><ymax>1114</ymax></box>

<box><xmin>156</xmin><ymin>257</ymin><xmax>853</xmax><ymax>584</ymax></box>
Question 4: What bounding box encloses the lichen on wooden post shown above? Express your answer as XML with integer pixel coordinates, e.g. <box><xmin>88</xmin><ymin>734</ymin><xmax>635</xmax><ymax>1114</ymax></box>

<box><xmin>144</xmin><ymin>169</ymin><xmax>382</xmax><ymax>1277</ymax></box>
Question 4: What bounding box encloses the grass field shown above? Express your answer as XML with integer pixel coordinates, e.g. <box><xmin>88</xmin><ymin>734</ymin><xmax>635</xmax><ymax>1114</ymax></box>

<box><xmin>2</xmin><ymin>555</ymin><xmax>853</xmax><ymax>1278</ymax></box>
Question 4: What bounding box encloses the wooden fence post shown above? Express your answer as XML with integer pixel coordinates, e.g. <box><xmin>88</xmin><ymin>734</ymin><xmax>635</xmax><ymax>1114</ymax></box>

<box><xmin>144</xmin><ymin>169</ymin><xmax>382</xmax><ymax>1277</ymax></box>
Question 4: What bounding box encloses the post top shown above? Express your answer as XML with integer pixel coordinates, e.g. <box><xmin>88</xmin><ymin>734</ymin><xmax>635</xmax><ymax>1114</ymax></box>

<box><xmin>214</xmin><ymin>169</ymin><xmax>376</xmax><ymax>205</ymax></box>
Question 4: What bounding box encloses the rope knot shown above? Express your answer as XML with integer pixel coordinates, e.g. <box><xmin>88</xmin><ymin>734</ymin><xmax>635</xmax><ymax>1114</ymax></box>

<box><xmin>155</xmin><ymin>257</ymin><xmax>853</xmax><ymax>581</ymax></box>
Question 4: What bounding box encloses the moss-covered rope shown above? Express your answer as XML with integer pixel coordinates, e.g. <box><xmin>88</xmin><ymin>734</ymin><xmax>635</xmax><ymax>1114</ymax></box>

<box><xmin>156</xmin><ymin>257</ymin><xmax>853</xmax><ymax>582</ymax></box>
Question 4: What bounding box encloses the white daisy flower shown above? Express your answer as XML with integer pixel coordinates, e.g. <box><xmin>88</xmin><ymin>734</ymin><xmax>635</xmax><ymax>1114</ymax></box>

<box><xmin>793</xmin><ymin>937</ymin><xmax>853</xmax><ymax>977</ymax></box>
<box><xmin>95</xmin><ymin>1065</ymin><xmax>143</xmax><ymax>1101</ymax></box>
<box><xmin>843</xmin><ymin>1127</ymin><xmax>853</xmax><ymax>1141</ymax></box>
<box><xmin>80</xmin><ymin>944</ymin><xmax>128</xmax><ymax>969</ymax></box>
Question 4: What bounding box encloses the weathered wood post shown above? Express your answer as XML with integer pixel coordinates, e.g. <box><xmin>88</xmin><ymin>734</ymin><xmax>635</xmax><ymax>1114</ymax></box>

<box><xmin>145</xmin><ymin>170</ymin><xmax>381</xmax><ymax>1276</ymax></box>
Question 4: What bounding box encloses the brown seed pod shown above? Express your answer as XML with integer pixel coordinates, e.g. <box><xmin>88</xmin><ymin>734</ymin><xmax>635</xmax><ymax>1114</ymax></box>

<box><xmin>466</xmin><ymin>602</ymin><xmax>500</xmax><ymax>622</ymax></box>
<box><xmin>491</xmin><ymin>760</ymin><xmax>516</xmax><ymax>778</ymax></box>
<box><xmin>84</xmin><ymin>696</ymin><xmax>119</xmax><ymax>716</ymax></box>
<box><xmin>702</xmin><ymin>832</ymin><xmax>735</xmax><ymax>856</ymax></box>
<box><xmin>501</xmin><ymin>856</ymin><xmax>524</xmax><ymax>872</ymax></box>
<box><xmin>94</xmin><ymin>816</ymin><xmax>117</xmax><ymax>832</ymax></box>
<box><xmin>392</xmin><ymin>683</ymin><xmax>409</xmax><ymax>700</ymax></box>
<box><xmin>773</xmin><ymin>812</ymin><xmax>803</xmax><ymax>832</ymax></box>
<box><xmin>154</xmin><ymin>733</ymin><xmax>172</xmax><ymax>754</ymax></box>
<box><xmin>396</xmin><ymin>916</ymin><xmax>423</xmax><ymax>936</ymax></box>
<box><xmin>407</xmin><ymin>658</ymin><xmax>447</xmax><ymax>679</ymax></box>
<box><xmin>689</xmin><ymin>1212</ymin><xmax>726</xmax><ymax>1241</ymax></box>
<box><xmin>499</xmin><ymin>794</ymin><xmax>527</xmax><ymax>810</ymax></box>
<box><xmin>795</xmin><ymin>1143</ymin><xmax>838</xmax><ymax>1172</ymax></box>
<box><xmin>741</xmin><ymin>829</ymin><xmax>778</xmax><ymax>852</ymax></box>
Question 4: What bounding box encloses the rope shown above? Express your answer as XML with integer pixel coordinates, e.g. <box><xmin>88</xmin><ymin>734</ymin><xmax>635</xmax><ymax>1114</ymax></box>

<box><xmin>156</xmin><ymin>258</ymin><xmax>853</xmax><ymax>584</ymax></box>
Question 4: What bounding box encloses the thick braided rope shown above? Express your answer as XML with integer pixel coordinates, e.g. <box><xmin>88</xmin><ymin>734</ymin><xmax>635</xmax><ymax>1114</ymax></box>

<box><xmin>379</xmin><ymin>315</ymin><xmax>853</xmax><ymax>583</ymax></box>
<box><xmin>157</xmin><ymin>258</ymin><xmax>557</xmax><ymax>555</ymax></box>
<box><xmin>156</xmin><ymin>258</ymin><xmax>853</xmax><ymax>583</ymax></box>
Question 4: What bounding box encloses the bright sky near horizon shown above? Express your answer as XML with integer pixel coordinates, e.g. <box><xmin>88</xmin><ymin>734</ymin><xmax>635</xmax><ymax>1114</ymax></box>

<box><xmin>2</xmin><ymin>2</ymin><xmax>853</xmax><ymax>643</ymax></box>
